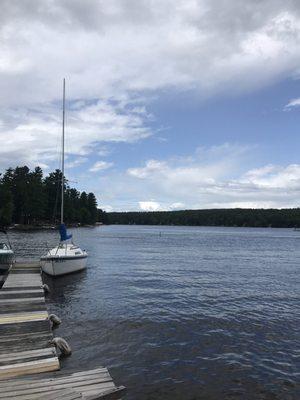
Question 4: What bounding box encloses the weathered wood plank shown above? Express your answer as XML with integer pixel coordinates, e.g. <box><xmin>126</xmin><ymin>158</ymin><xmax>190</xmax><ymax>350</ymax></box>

<box><xmin>0</xmin><ymin>358</ymin><xmax>60</xmax><ymax>379</ymax></box>
<box><xmin>0</xmin><ymin>341</ymin><xmax>53</xmax><ymax>354</ymax></box>
<box><xmin>0</xmin><ymin>304</ymin><xmax>47</xmax><ymax>315</ymax></box>
<box><xmin>0</xmin><ymin>328</ymin><xmax>52</xmax><ymax>339</ymax></box>
<box><xmin>2</xmin><ymin>391</ymin><xmax>82</xmax><ymax>400</ymax></box>
<box><xmin>43</xmin><ymin>389</ymin><xmax>83</xmax><ymax>400</ymax></box>
<box><xmin>1</xmin><ymin>286</ymin><xmax>43</xmax><ymax>291</ymax></box>
<box><xmin>0</xmin><ymin>291</ymin><xmax>44</xmax><ymax>299</ymax></box>
<box><xmin>0</xmin><ymin>378</ymin><xmax>115</xmax><ymax>397</ymax></box>
<box><xmin>0</xmin><ymin>382</ymin><xmax>116</xmax><ymax>399</ymax></box>
<box><xmin>0</xmin><ymin>368</ymin><xmax>108</xmax><ymax>388</ymax></box>
<box><xmin>0</xmin><ymin>297</ymin><xmax>45</xmax><ymax>304</ymax></box>
<box><xmin>0</xmin><ymin>369</ymin><xmax>110</xmax><ymax>388</ymax></box>
<box><xmin>85</xmin><ymin>386</ymin><xmax>126</xmax><ymax>400</ymax></box>
<box><xmin>0</xmin><ymin>311</ymin><xmax>48</xmax><ymax>324</ymax></box>
<box><xmin>0</xmin><ymin>355</ymin><xmax>56</xmax><ymax>367</ymax></box>
<box><xmin>0</xmin><ymin>319</ymin><xmax>50</xmax><ymax>334</ymax></box>
<box><xmin>0</xmin><ymin>348</ymin><xmax>56</xmax><ymax>363</ymax></box>
<box><xmin>10</xmin><ymin>269</ymin><xmax>41</xmax><ymax>274</ymax></box>
<box><xmin>13</xmin><ymin>263</ymin><xmax>40</xmax><ymax>268</ymax></box>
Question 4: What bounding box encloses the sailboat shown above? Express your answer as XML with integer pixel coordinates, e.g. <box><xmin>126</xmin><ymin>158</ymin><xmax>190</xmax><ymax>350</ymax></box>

<box><xmin>40</xmin><ymin>79</ymin><xmax>88</xmax><ymax>276</ymax></box>
<box><xmin>0</xmin><ymin>229</ymin><xmax>15</xmax><ymax>288</ymax></box>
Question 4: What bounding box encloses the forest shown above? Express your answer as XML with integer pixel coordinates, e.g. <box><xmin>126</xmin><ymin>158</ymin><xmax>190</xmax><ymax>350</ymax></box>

<box><xmin>106</xmin><ymin>208</ymin><xmax>300</xmax><ymax>228</ymax></box>
<box><xmin>2</xmin><ymin>166</ymin><xmax>300</xmax><ymax>229</ymax></box>
<box><xmin>0</xmin><ymin>166</ymin><xmax>98</xmax><ymax>227</ymax></box>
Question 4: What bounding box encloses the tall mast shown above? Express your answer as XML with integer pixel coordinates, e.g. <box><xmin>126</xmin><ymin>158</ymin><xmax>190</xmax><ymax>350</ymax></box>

<box><xmin>61</xmin><ymin>78</ymin><xmax>65</xmax><ymax>224</ymax></box>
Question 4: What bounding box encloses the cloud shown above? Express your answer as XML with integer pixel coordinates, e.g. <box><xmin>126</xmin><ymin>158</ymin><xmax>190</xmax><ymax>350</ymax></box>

<box><xmin>2</xmin><ymin>1</ymin><xmax>300</xmax><ymax>108</ymax></box>
<box><xmin>241</xmin><ymin>164</ymin><xmax>300</xmax><ymax>189</ymax></box>
<box><xmin>169</xmin><ymin>202</ymin><xmax>185</xmax><ymax>210</ymax></box>
<box><xmin>92</xmin><ymin>144</ymin><xmax>300</xmax><ymax>211</ymax></box>
<box><xmin>89</xmin><ymin>160</ymin><xmax>114</xmax><ymax>172</ymax></box>
<box><xmin>284</xmin><ymin>97</ymin><xmax>300</xmax><ymax>109</ymax></box>
<box><xmin>127</xmin><ymin>144</ymin><xmax>250</xmax><ymax>187</ymax></box>
<box><xmin>3</xmin><ymin>1</ymin><xmax>300</xmax><ymax>210</ymax></box>
<box><xmin>139</xmin><ymin>201</ymin><xmax>162</xmax><ymax>211</ymax></box>
<box><xmin>97</xmin><ymin>146</ymin><xmax>111</xmax><ymax>157</ymax></box>
<box><xmin>66</xmin><ymin>157</ymin><xmax>88</xmax><ymax>169</ymax></box>
<box><xmin>0</xmin><ymin>99</ymin><xmax>151</xmax><ymax>170</ymax></box>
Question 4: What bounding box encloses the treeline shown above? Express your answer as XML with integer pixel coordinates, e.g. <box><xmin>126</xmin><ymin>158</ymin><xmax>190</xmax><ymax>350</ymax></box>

<box><xmin>0</xmin><ymin>166</ymin><xmax>98</xmax><ymax>227</ymax></box>
<box><xmin>106</xmin><ymin>208</ymin><xmax>300</xmax><ymax>228</ymax></box>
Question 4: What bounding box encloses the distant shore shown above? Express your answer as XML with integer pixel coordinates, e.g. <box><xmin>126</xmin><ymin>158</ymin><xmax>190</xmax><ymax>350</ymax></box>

<box><xmin>106</xmin><ymin>208</ymin><xmax>300</xmax><ymax>229</ymax></box>
<box><xmin>6</xmin><ymin>208</ymin><xmax>300</xmax><ymax>229</ymax></box>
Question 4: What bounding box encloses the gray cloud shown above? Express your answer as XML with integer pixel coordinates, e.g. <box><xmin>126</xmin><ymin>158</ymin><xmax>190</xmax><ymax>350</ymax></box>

<box><xmin>2</xmin><ymin>0</ymin><xmax>300</xmax><ymax>107</ymax></box>
<box><xmin>2</xmin><ymin>1</ymin><xmax>300</xmax><ymax>209</ymax></box>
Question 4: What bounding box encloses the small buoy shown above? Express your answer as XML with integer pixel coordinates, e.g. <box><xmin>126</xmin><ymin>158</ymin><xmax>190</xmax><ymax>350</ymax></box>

<box><xmin>50</xmin><ymin>337</ymin><xmax>72</xmax><ymax>356</ymax></box>
<box><xmin>49</xmin><ymin>313</ymin><xmax>61</xmax><ymax>327</ymax></box>
<box><xmin>42</xmin><ymin>284</ymin><xmax>50</xmax><ymax>294</ymax></box>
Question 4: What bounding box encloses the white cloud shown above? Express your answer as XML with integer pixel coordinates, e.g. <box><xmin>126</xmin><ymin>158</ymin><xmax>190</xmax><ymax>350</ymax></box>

<box><xmin>97</xmin><ymin>146</ymin><xmax>111</xmax><ymax>157</ymax></box>
<box><xmin>90</xmin><ymin>144</ymin><xmax>300</xmax><ymax>211</ymax></box>
<box><xmin>0</xmin><ymin>99</ymin><xmax>151</xmax><ymax>170</ymax></box>
<box><xmin>102</xmin><ymin>205</ymin><xmax>113</xmax><ymax>212</ymax></box>
<box><xmin>89</xmin><ymin>160</ymin><xmax>114</xmax><ymax>172</ymax></box>
<box><xmin>139</xmin><ymin>201</ymin><xmax>162</xmax><ymax>211</ymax></box>
<box><xmin>241</xmin><ymin>164</ymin><xmax>300</xmax><ymax>189</ymax></box>
<box><xmin>169</xmin><ymin>202</ymin><xmax>185</xmax><ymax>210</ymax></box>
<box><xmin>284</xmin><ymin>97</ymin><xmax>300</xmax><ymax>109</ymax></box>
<box><xmin>66</xmin><ymin>157</ymin><xmax>88</xmax><ymax>169</ymax></box>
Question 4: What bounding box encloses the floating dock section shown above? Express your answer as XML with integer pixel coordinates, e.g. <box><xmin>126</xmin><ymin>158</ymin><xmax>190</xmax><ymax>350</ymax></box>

<box><xmin>0</xmin><ymin>263</ymin><xmax>126</xmax><ymax>399</ymax></box>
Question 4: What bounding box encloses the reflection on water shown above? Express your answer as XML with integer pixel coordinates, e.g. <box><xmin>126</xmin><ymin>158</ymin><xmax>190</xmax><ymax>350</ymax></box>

<box><xmin>8</xmin><ymin>226</ymin><xmax>300</xmax><ymax>399</ymax></box>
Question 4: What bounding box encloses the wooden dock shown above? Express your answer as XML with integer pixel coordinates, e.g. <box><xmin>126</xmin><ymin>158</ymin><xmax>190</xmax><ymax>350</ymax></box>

<box><xmin>0</xmin><ymin>263</ymin><xmax>126</xmax><ymax>399</ymax></box>
<box><xmin>0</xmin><ymin>262</ymin><xmax>59</xmax><ymax>378</ymax></box>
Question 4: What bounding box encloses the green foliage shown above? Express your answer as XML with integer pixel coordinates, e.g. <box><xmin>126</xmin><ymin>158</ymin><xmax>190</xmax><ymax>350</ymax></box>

<box><xmin>97</xmin><ymin>209</ymin><xmax>108</xmax><ymax>224</ymax></box>
<box><xmin>0</xmin><ymin>183</ymin><xmax>13</xmax><ymax>227</ymax></box>
<box><xmin>0</xmin><ymin>166</ymin><xmax>99</xmax><ymax>226</ymax></box>
<box><xmin>106</xmin><ymin>208</ymin><xmax>300</xmax><ymax>228</ymax></box>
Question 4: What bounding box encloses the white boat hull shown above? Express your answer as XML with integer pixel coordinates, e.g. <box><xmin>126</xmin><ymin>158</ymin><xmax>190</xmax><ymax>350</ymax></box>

<box><xmin>0</xmin><ymin>251</ymin><xmax>14</xmax><ymax>288</ymax></box>
<box><xmin>0</xmin><ymin>250</ymin><xmax>14</xmax><ymax>269</ymax></box>
<box><xmin>41</xmin><ymin>255</ymin><xmax>87</xmax><ymax>276</ymax></box>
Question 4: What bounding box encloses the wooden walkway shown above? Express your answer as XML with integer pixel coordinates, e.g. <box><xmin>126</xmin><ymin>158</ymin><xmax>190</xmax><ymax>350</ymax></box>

<box><xmin>0</xmin><ymin>263</ymin><xmax>126</xmax><ymax>399</ymax></box>
<box><xmin>0</xmin><ymin>263</ymin><xmax>59</xmax><ymax>379</ymax></box>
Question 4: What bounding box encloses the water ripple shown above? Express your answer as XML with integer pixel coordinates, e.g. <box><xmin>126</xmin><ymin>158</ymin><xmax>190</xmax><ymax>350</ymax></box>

<box><xmin>8</xmin><ymin>226</ymin><xmax>300</xmax><ymax>400</ymax></box>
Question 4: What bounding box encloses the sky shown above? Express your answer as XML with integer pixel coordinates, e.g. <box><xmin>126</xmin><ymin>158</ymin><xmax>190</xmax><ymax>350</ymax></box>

<box><xmin>2</xmin><ymin>0</ymin><xmax>300</xmax><ymax>211</ymax></box>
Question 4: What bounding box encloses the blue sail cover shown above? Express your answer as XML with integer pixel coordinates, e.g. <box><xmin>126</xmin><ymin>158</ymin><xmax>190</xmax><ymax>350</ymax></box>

<box><xmin>59</xmin><ymin>224</ymin><xmax>72</xmax><ymax>241</ymax></box>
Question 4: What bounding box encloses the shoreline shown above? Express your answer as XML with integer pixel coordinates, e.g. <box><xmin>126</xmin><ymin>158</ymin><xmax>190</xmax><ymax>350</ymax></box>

<box><xmin>7</xmin><ymin>223</ymin><xmax>299</xmax><ymax>231</ymax></box>
<box><xmin>8</xmin><ymin>223</ymin><xmax>103</xmax><ymax>231</ymax></box>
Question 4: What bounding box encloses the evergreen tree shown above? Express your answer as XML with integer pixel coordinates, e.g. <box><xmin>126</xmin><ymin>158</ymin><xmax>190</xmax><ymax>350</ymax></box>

<box><xmin>10</xmin><ymin>166</ymin><xmax>31</xmax><ymax>224</ymax></box>
<box><xmin>44</xmin><ymin>169</ymin><xmax>64</xmax><ymax>223</ymax></box>
<box><xmin>27</xmin><ymin>167</ymin><xmax>45</xmax><ymax>224</ymax></box>
<box><xmin>79</xmin><ymin>192</ymin><xmax>90</xmax><ymax>224</ymax></box>
<box><xmin>0</xmin><ymin>165</ymin><xmax>100</xmax><ymax>226</ymax></box>
<box><xmin>87</xmin><ymin>193</ymin><xmax>98</xmax><ymax>223</ymax></box>
<box><xmin>0</xmin><ymin>181</ymin><xmax>13</xmax><ymax>227</ymax></box>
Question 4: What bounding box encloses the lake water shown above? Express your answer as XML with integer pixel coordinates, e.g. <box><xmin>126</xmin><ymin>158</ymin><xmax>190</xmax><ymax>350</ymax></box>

<box><xmin>8</xmin><ymin>225</ymin><xmax>300</xmax><ymax>399</ymax></box>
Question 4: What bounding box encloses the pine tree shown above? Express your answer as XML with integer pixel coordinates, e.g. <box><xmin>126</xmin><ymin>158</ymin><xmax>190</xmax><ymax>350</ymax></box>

<box><xmin>87</xmin><ymin>193</ymin><xmax>98</xmax><ymax>223</ymax></box>
<box><xmin>0</xmin><ymin>181</ymin><xmax>13</xmax><ymax>227</ymax></box>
